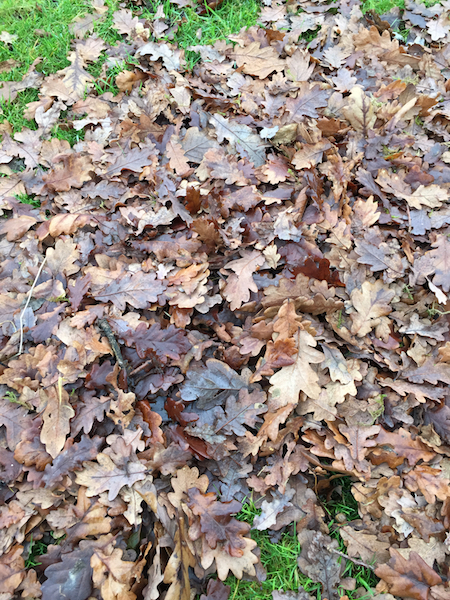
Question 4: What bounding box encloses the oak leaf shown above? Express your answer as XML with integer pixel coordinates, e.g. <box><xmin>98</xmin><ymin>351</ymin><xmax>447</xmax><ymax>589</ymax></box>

<box><xmin>222</xmin><ymin>250</ymin><xmax>265</xmax><ymax>310</ymax></box>
<box><xmin>285</xmin><ymin>83</ymin><xmax>329</xmax><ymax>122</ymax></box>
<box><xmin>187</xmin><ymin>488</ymin><xmax>250</xmax><ymax>556</ymax></box>
<box><xmin>91</xmin><ymin>543</ymin><xmax>146</xmax><ymax>600</ymax></box>
<box><xmin>46</xmin><ymin>239</ymin><xmax>80</xmax><ymax>277</ymax></box>
<box><xmin>230</xmin><ymin>42</ymin><xmax>285</xmax><ymax>79</ymax></box>
<box><xmin>91</xmin><ymin>271</ymin><xmax>166</xmax><ymax>310</ymax></box>
<box><xmin>75</xmin><ymin>35</ymin><xmax>106</xmax><ymax>62</ymax></box>
<box><xmin>291</xmin><ymin>140</ymin><xmax>332</xmax><ymax>170</ymax></box>
<box><xmin>61</xmin><ymin>49</ymin><xmax>94</xmax><ymax>97</ymax></box>
<box><xmin>136</xmin><ymin>41</ymin><xmax>184</xmax><ymax>71</ymax></box>
<box><xmin>269</xmin><ymin>329</ymin><xmax>324</xmax><ymax>403</ymax></box>
<box><xmin>337</xmin><ymin>423</ymin><xmax>380</xmax><ymax>472</ymax></box>
<box><xmin>40</xmin><ymin>384</ymin><xmax>75</xmax><ymax>459</ymax></box>
<box><xmin>200</xmin><ymin>537</ymin><xmax>258</xmax><ymax>581</ymax></box>
<box><xmin>75</xmin><ymin>453</ymin><xmax>147</xmax><ymax>501</ymax></box>
<box><xmin>341</xmin><ymin>86</ymin><xmax>376</xmax><ymax>134</ymax></box>
<box><xmin>0</xmin><ymin>399</ymin><xmax>33</xmax><ymax>450</ymax></box>
<box><xmin>167</xmin><ymin>465</ymin><xmax>209</xmax><ymax>510</ymax></box>
<box><xmin>373</xmin><ymin>427</ymin><xmax>435</xmax><ymax>466</ymax></box>
<box><xmin>355</xmin><ymin>239</ymin><xmax>405</xmax><ymax>276</ymax></box>
<box><xmin>403</xmin><ymin>185</ymin><xmax>447</xmax><ymax>210</ymax></box>
<box><xmin>41</xmin><ymin>546</ymin><xmax>94</xmax><ymax>600</ymax></box>
<box><xmin>163</xmin><ymin>516</ymin><xmax>195</xmax><ymax>600</ymax></box>
<box><xmin>209</xmin><ymin>113</ymin><xmax>267</xmax><ymax>167</ymax></box>
<box><xmin>180</xmin><ymin>359</ymin><xmax>247</xmax><ymax>407</ymax></box>
<box><xmin>424</xmin><ymin>404</ymin><xmax>450</xmax><ymax>443</ymax></box>
<box><xmin>427</xmin><ymin>235</ymin><xmax>450</xmax><ymax>292</ymax></box>
<box><xmin>42</xmin><ymin>154</ymin><xmax>92</xmax><ymax>192</ymax></box>
<box><xmin>297</xmin><ymin>530</ymin><xmax>342</xmax><ymax>600</ymax></box>
<box><xmin>354</xmin><ymin>26</ymin><xmax>397</xmax><ymax>55</ymax></box>
<box><xmin>403</xmin><ymin>465</ymin><xmax>450</xmax><ymax>504</ymax></box>
<box><xmin>350</xmin><ymin>280</ymin><xmax>395</xmax><ymax>337</ymax></box>
<box><xmin>167</xmin><ymin>136</ymin><xmax>191</xmax><ymax>176</ymax></box>
<box><xmin>339</xmin><ymin>526</ymin><xmax>390</xmax><ymax>565</ymax></box>
<box><xmin>396</xmin><ymin>537</ymin><xmax>448</xmax><ymax>569</ymax></box>
<box><xmin>181</xmin><ymin>127</ymin><xmax>220</xmax><ymax>163</ymax></box>
<box><xmin>285</xmin><ymin>48</ymin><xmax>314</xmax><ymax>82</ymax></box>
<box><xmin>69</xmin><ymin>13</ymin><xmax>97</xmax><ymax>38</ymax></box>
<box><xmin>0</xmin><ymin>545</ymin><xmax>24</xmax><ymax>595</ymax></box>
<box><xmin>112</xmin><ymin>9</ymin><xmax>139</xmax><ymax>35</ymax></box>
<box><xmin>375</xmin><ymin>549</ymin><xmax>442</xmax><ymax>600</ymax></box>
<box><xmin>43</xmin><ymin>436</ymin><xmax>102</xmax><ymax>487</ymax></box>
<box><xmin>104</xmin><ymin>145</ymin><xmax>157</xmax><ymax>176</ymax></box>
<box><xmin>125</xmin><ymin>322</ymin><xmax>191</xmax><ymax>363</ymax></box>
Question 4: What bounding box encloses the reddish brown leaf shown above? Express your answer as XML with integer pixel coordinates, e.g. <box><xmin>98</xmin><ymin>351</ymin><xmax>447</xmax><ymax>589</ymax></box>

<box><xmin>375</xmin><ymin>549</ymin><xmax>442</xmax><ymax>600</ymax></box>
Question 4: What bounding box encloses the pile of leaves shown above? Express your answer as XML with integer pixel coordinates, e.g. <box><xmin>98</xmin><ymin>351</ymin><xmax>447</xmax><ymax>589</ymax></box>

<box><xmin>2</xmin><ymin>0</ymin><xmax>450</xmax><ymax>598</ymax></box>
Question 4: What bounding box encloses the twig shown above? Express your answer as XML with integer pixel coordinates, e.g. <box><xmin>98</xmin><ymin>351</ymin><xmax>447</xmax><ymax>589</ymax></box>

<box><xmin>330</xmin><ymin>548</ymin><xmax>375</xmax><ymax>571</ymax></box>
<box><xmin>96</xmin><ymin>318</ymin><xmax>127</xmax><ymax>371</ymax></box>
<box><xmin>17</xmin><ymin>256</ymin><xmax>47</xmax><ymax>356</ymax></box>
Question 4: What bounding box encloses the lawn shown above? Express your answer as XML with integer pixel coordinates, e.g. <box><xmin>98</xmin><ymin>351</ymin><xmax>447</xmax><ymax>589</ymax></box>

<box><xmin>0</xmin><ymin>0</ymin><xmax>445</xmax><ymax>598</ymax></box>
<box><xmin>0</xmin><ymin>0</ymin><xmax>418</xmax><ymax>134</ymax></box>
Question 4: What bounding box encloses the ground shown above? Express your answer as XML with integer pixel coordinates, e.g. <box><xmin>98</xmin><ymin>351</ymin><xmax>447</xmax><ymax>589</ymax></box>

<box><xmin>1</xmin><ymin>0</ymin><xmax>450</xmax><ymax>599</ymax></box>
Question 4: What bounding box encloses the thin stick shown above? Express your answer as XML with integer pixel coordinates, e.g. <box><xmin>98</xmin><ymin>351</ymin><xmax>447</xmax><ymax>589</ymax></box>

<box><xmin>330</xmin><ymin>548</ymin><xmax>375</xmax><ymax>571</ymax></box>
<box><xmin>17</xmin><ymin>256</ymin><xmax>47</xmax><ymax>356</ymax></box>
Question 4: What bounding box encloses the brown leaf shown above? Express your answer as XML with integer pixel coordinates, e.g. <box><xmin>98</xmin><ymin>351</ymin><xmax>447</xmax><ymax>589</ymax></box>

<box><xmin>230</xmin><ymin>42</ymin><xmax>285</xmax><ymax>79</ymax></box>
<box><xmin>40</xmin><ymin>384</ymin><xmax>75</xmax><ymax>459</ymax></box>
<box><xmin>61</xmin><ymin>49</ymin><xmax>94</xmax><ymax>97</ymax></box>
<box><xmin>167</xmin><ymin>136</ymin><xmax>191</xmax><ymax>176</ymax></box>
<box><xmin>341</xmin><ymin>86</ymin><xmax>376</xmax><ymax>134</ymax></box>
<box><xmin>113</xmin><ymin>9</ymin><xmax>139</xmax><ymax>35</ymax></box>
<box><xmin>41</xmin><ymin>546</ymin><xmax>95</xmax><ymax>600</ymax></box>
<box><xmin>104</xmin><ymin>144</ymin><xmax>156</xmax><ymax>176</ymax></box>
<box><xmin>187</xmin><ymin>488</ymin><xmax>250</xmax><ymax>556</ymax></box>
<box><xmin>37</xmin><ymin>213</ymin><xmax>91</xmax><ymax>239</ymax></box>
<box><xmin>427</xmin><ymin>235</ymin><xmax>450</xmax><ymax>292</ymax></box>
<box><xmin>339</xmin><ymin>526</ymin><xmax>390</xmax><ymax>565</ymax></box>
<box><xmin>182</xmin><ymin>127</ymin><xmax>220</xmax><ymax>164</ymax></box>
<box><xmin>75</xmin><ymin>35</ymin><xmax>106</xmax><ymax>62</ymax></box>
<box><xmin>285</xmin><ymin>83</ymin><xmax>329</xmax><ymax>122</ymax></box>
<box><xmin>291</xmin><ymin>140</ymin><xmax>332</xmax><ymax>170</ymax></box>
<box><xmin>269</xmin><ymin>329</ymin><xmax>324</xmax><ymax>404</ymax></box>
<box><xmin>209</xmin><ymin>113</ymin><xmax>268</xmax><ymax>167</ymax></box>
<box><xmin>222</xmin><ymin>250</ymin><xmax>265</xmax><ymax>310</ymax></box>
<box><xmin>285</xmin><ymin>48</ymin><xmax>314</xmax><ymax>82</ymax></box>
<box><xmin>42</xmin><ymin>154</ymin><xmax>92</xmax><ymax>192</ymax></box>
<box><xmin>90</xmin><ymin>270</ymin><xmax>166</xmax><ymax>310</ymax></box>
<box><xmin>75</xmin><ymin>453</ymin><xmax>146</xmax><ymax>501</ymax></box>
<box><xmin>163</xmin><ymin>515</ymin><xmax>195</xmax><ymax>600</ymax></box>
<box><xmin>373</xmin><ymin>427</ymin><xmax>435</xmax><ymax>467</ymax></box>
<box><xmin>0</xmin><ymin>545</ymin><xmax>25</xmax><ymax>594</ymax></box>
<box><xmin>403</xmin><ymin>465</ymin><xmax>450</xmax><ymax>504</ymax></box>
<box><xmin>297</xmin><ymin>530</ymin><xmax>342</xmax><ymax>600</ymax></box>
<box><xmin>350</xmin><ymin>280</ymin><xmax>395</xmax><ymax>337</ymax></box>
<box><xmin>375</xmin><ymin>549</ymin><xmax>442</xmax><ymax>600</ymax></box>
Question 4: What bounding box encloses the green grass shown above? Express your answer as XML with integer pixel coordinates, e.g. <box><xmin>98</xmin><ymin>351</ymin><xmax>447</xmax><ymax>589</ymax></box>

<box><xmin>141</xmin><ymin>0</ymin><xmax>261</xmax><ymax>68</ymax></box>
<box><xmin>322</xmin><ymin>477</ymin><xmax>378</xmax><ymax>597</ymax></box>
<box><xmin>51</xmin><ymin>123</ymin><xmax>85</xmax><ymax>146</ymax></box>
<box><xmin>0</xmin><ymin>0</ymin><xmax>121</xmax><ymax>80</ymax></box>
<box><xmin>0</xmin><ymin>89</ymin><xmax>39</xmax><ymax>134</ymax></box>
<box><xmin>24</xmin><ymin>532</ymin><xmax>64</xmax><ymax>569</ymax></box>
<box><xmin>0</xmin><ymin>0</ymin><xmax>92</xmax><ymax>80</ymax></box>
<box><xmin>361</xmin><ymin>0</ymin><xmax>405</xmax><ymax>12</ymax></box>
<box><xmin>361</xmin><ymin>0</ymin><xmax>440</xmax><ymax>11</ymax></box>
<box><xmin>223</xmin><ymin>498</ymin><xmax>321</xmax><ymax>599</ymax></box>
<box><xmin>223</xmin><ymin>479</ymin><xmax>377</xmax><ymax>600</ymax></box>
<box><xmin>16</xmin><ymin>193</ymin><xmax>40</xmax><ymax>207</ymax></box>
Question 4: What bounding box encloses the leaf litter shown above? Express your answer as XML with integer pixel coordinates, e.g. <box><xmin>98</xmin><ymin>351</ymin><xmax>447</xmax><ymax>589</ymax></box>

<box><xmin>1</xmin><ymin>0</ymin><xmax>450</xmax><ymax>599</ymax></box>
